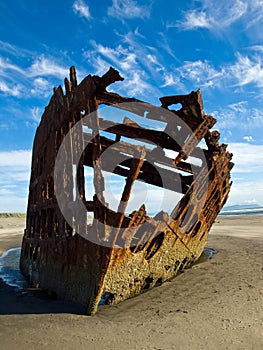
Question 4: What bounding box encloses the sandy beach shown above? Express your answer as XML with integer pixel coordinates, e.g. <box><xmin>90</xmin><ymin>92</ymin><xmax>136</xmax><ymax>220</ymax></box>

<box><xmin>0</xmin><ymin>215</ymin><xmax>262</xmax><ymax>350</ymax></box>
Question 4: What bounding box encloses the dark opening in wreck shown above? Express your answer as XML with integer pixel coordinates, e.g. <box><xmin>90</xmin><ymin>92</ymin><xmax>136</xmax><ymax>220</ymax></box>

<box><xmin>20</xmin><ymin>66</ymin><xmax>233</xmax><ymax>314</ymax></box>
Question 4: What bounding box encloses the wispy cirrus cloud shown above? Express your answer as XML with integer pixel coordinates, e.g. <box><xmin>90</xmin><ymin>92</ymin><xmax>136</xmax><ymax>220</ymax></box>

<box><xmin>30</xmin><ymin>77</ymin><xmax>51</xmax><ymax>98</ymax></box>
<box><xmin>161</xmin><ymin>72</ymin><xmax>183</xmax><ymax>88</ymax></box>
<box><xmin>0</xmin><ymin>57</ymin><xmax>25</xmax><ymax>77</ymax></box>
<box><xmin>84</xmin><ymin>27</ymin><xmax>263</xmax><ymax>101</ymax></box>
<box><xmin>72</xmin><ymin>0</ymin><xmax>91</xmax><ymax>20</ymax></box>
<box><xmin>83</xmin><ymin>35</ymin><xmax>163</xmax><ymax>98</ymax></box>
<box><xmin>0</xmin><ymin>40</ymin><xmax>33</xmax><ymax>58</ymax></box>
<box><xmin>0</xmin><ymin>51</ymin><xmax>69</xmax><ymax>98</ymax></box>
<box><xmin>0</xmin><ymin>80</ymin><xmax>22</xmax><ymax>97</ymax></box>
<box><xmin>31</xmin><ymin>106</ymin><xmax>42</xmax><ymax>123</ymax></box>
<box><xmin>124</xmin><ymin>71</ymin><xmax>152</xmax><ymax>95</ymax></box>
<box><xmin>161</xmin><ymin>50</ymin><xmax>263</xmax><ymax>95</ymax></box>
<box><xmin>229</xmin><ymin>52</ymin><xmax>263</xmax><ymax>88</ymax></box>
<box><xmin>212</xmin><ymin>101</ymin><xmax>263</xmax><ymax>138</ymax></box>
<box><xmin>0</xmin><ymin>40</ymin><xmax>70</xmax><ymax>78</ymax></box>
<box><xmin>0</xmin><ymin>103</ymin><xmax>45</xmax><ymax>129</ymax></box>
<box><xmin>90</xmin><ymin>41</ymin><xmax>137</xmax><ymax>71</ymax></box>
<box><xmin>108</xmin><ymin>0</ymin><xmax>151</xmax><ymax>20</ymax></box>
<box><xmin>246</xmin><ymin>0</ymin><xmax>263</xmax><ymax>27</ymax></box>
<box><xmin>175</xmin><ymin>60</ymin><xmax>225</xmax><ymax>88</ymax></box>
<box><xmin>29</xmin><ymin>56</ymin><xmax>68</xmax><ymax>79</ymax></box>
<box><xmin>169</xmin><ymin>10</ymin><xmax>212</xmax><ymax>30</ymax></box>
<box><xmin>248</xmin><ymin>45</ymin><xmax>263</xmax><ymax>52</ymax></box>
<box><xmin>175</xmin><ymin>0</ymin><xmax>249</xmax><ymax>32</ymax></box>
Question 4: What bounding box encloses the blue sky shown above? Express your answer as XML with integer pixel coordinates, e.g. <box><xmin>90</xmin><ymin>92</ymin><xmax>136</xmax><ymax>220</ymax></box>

<box><xmin>0</xmin><ymin>0</ymin><xmax>263</xmax><ymax>212</ymax></box>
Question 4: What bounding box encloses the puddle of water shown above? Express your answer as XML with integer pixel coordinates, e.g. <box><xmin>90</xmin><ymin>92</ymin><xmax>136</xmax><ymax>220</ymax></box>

<box><xmin>0</xmin><ymin>247</ymin><xmax>29</xmax><ymax>290</ymax></box>
<box><xmin>194</xmin><ymin>247</ymin><xmax>216</xmax><ymax>265</ymax></box>
<box><xmin>99</xmin><ymin>292</ymin><xmax>112</xmax><ymax>306</ymax></box>
<box><xmin>203</xmin><ymin>247</ymin><xmax>216</xmax><ymax>259</ymax></box>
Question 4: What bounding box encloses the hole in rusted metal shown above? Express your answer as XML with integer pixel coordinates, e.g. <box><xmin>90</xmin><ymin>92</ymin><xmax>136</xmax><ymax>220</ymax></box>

<box><xmin>185</xmin><ymin>213</ymin><xmax>198</xmax><ymax>234</ymax></box>
<box><xmin>179</xmin><ymin>203</ymin><xmax>194</xmax><ymax>228</ymax></box>
<box><xmin>179</xmin><ymin>258</ymin><xmax>188</xmax><ymax>271</ymax></box>
<box><xmin>191</xmin><ymin>221</ymin><xmax>202</xmax><ymax>238</ymax></box>
<box><xmin>174</xmin><ymin>260</ymin><xmax>180</xmax><ymax>271</ymax></box>
<box><xmin>144</xmin><ymin>232</ymin><xmax>164</xmax><ymax>260</ymax></box>
<box><xmin>142</xmin><ymin>276</ymin><xmax>154</xmax><ymax>290</ymax></box>
<box><xmin>200</xmin><ymin>232</ymin><xmax>206</xmax><ymax>241</ymax></box>
<box><xmin>155</xmin><ymin>277</ymin><xmax>163</xmax><ymax>287</ymax></box>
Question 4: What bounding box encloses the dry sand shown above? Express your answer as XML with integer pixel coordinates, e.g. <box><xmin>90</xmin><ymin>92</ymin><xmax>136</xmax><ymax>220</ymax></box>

<box><xmin>0</xmin><ymin>215</ymin><xmax>262</xmax><ymax>350</ymax></box>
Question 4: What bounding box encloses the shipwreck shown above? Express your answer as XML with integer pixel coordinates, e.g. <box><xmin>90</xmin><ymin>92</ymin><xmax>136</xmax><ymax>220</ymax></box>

<box><xmin>20</xmin><ymin>67</ymin><xmax>233</xmax><ymax>314</ymax></box>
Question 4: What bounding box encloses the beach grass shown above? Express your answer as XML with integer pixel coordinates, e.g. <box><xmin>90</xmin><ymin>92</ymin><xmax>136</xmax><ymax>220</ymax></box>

<box><xmin>0</xmin><ymin>213</ymin><xmax>26</xmax><ymax>218</ymax></box>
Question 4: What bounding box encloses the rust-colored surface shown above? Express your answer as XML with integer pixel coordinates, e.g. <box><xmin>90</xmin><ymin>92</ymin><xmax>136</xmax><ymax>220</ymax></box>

<box><xmin>20</xmin><ymin>67</ymin><xmax>234</xmax><ymax>315</ymax></box>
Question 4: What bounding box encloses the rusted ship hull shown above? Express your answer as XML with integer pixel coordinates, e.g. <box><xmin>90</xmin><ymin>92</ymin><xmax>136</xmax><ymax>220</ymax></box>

<box><xmin>20</xmin><ymin>67</ymin><xmax>233</xmax><ymax>314</ymax></box>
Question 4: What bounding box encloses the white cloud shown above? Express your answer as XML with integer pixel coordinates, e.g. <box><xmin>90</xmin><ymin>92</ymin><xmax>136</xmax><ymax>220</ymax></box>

<box><xmin>33</xmin><ymin>77</ymin><xmax>49</xmax><ymax>89</ymax></box>
<box><xmin>90</xmin><ymin>41</ymin><xmax>137</xmax><ymax>72</ymax></box>
<box><xmin>161</xmin><ymin>73</ymin><xmax>177</xmax><ymax>87</ymax></box>
<box><xmin>225</xmin><ymin>142</ymin><xmax>263</xmax><ymax>205</ymax></box>
<box><xmin>0</xmin><ymin>150</ymin><xmax>31</xmax><ymax>167</ymax></box>
<box><xmin>0</xmin><ymin>56</ymin><xmax>25</xmax><ymax>77</ymax></box>
<box><xmin>222</xmin><ymin>0</ymin><xmax>248</xmax><ymax>25</ymax></box>
<box><xmin>175</xmin><ymin>0</ymin><xmax>263</xmax><ymax>38</ymax></box>
<box><xmin>227</xmin><ymin>179</ymin><xmax>263</xmax><ymax>206</ymax></box>
<box><xmin>229</xmin><ymin>53</ymin><xmax>263</xmax><ymax>88</ymax></box>
<box><xmin>249</xmin><ymin>45</ymin><xmax>263</xmax><ymax>52</ymax></box>
<box><xmin>0</xmin><ymin>150</ymin><xmax>31</xmax><ymax>212</ymax></box>
<box><xmin>213</xmin><ymin>102</ymin><xmax>263</xmax><ymax>131</ymax></box>
<box><xmin>0</xmin><ymin>196</ymin><xmax>28</xmax><ymax>213</ymax></box>
<box><xmin>228</xmin><ymin>143</ymin><xmax>263</xmax><ymax>173</ymax></box>
<box><xmin>0</xmin><ymin>54</ymin><xmax>68</xmax><ymax>80</ymax></box>
<box><xmin>72</xmin><ymin>0</ymin><xmax>91</xmax><ymax>19</ymax></box>
<box><xmin>161</xmin><ymin>72</ymin><xmax>185</xmax><ymax>90</ymax></box>
<box><xmin>161</xmin><ymin>52</ymin><xmax>263</xmax><ymax>95</ymax></box>
<box><xmin>0</xmin><ymin>188</ymin><xmax>13</xmax><ymax>195</ymax></box>
<box><xmin>0</xmin><ymin>80</ymin><xmax>21</xmax><ymax>97</ymax></box>
<box><xmin>0</xmin><ymin>51</ymin><xmax>69</xmax><ymax>99</ymax></box>
<box><xmin>247</xmin><ymin>0</ymin><xmax>263</xmax><ymax>27</ymax></box>
<box><xmin>30</xmin><ymin>77</ymin><xmax>51</xmax><ymax>97</ymax></box>
<box><xmin>7</xmin><ymin>171</ymin><xmax>30</xmax><ymax>182</ymax></box>
<box><xmin>174</xmin><ymin>10</ymin><xmax>212</xmax><ymax>30</ymax></box>
<box><xmin>157</xmin><ymin>33</ymin><xmax>180</xmax><ymax>62</ymax></box>
<box><xmin>228</xmin><ymin>100</ymin><xmax>248</xmax><ymax>113</ymax></box>
<box><xmin>176</xmin><ymin>60</ymin><xmax>225</xmax><ymax>88</ymax></box>
<box><xmin>176</xmin><ymin>0</ymin><xmax>248</xmax><ymax>32</ymax></box>
<box><xmin>0</xmin><ymin>40</ymin><xmax>31</xmax><ymax>58</ymax></box>
<box><xmin>84</xmin><ymin>37</ymin><xmax>162</xmax><ymax>99</ymax></box>
<box><xmin>125</xmin><ymin>71</ymin><xmax>152</xmax><ymax>95</ymax></box>
<box><xmin>93</xmin><ymin>56</ymin><xmax>112</xmax><ymax>76</ymax></box>
<box><xmin>31</xmin><ymin>106</ymin><xmax>42</xmax><ymax>123</ymax></box>
<box><xmin>243</xmin><ymin>135</ymin><xmax>255</xmax><ymax>142</ymax></box>
<box><xmin>29</xmin><ymin>56</ymin><xmax>68</xmax><ymax>79</ymax></box>
<box><xmin>108</xmin><ymin>0</ymin><xmax>151</xmax><ymax>20</ymax></box>
<box><xmin>84</xmin><ymin>30</ymin><xmax>263</xmax><ymax>101</ymax></box>
<box><xmin>121</xmin><ymin>31</ymin><xmax>164</xmax><ymax>73</ymax></box>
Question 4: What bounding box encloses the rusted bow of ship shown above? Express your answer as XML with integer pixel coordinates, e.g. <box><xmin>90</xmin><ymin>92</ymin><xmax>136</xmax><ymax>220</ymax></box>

<box><xmin>20</xmin><ymin>66</ymin><xmax>234</xmax><ymax>314</ymax></box>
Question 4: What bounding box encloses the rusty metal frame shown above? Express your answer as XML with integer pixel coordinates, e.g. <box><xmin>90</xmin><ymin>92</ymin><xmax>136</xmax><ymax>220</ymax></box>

<box><xmin>20</xmin><ymin>67</ymin><xmax>233</xmax><ymax>314</ymax></box>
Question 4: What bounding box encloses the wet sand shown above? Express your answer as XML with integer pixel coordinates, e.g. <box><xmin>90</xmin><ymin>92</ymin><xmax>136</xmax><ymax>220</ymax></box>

<box><xmin>0</xmin><ymin>216</ymin><xmax>262</xmax><ymax>350</ymax></box>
